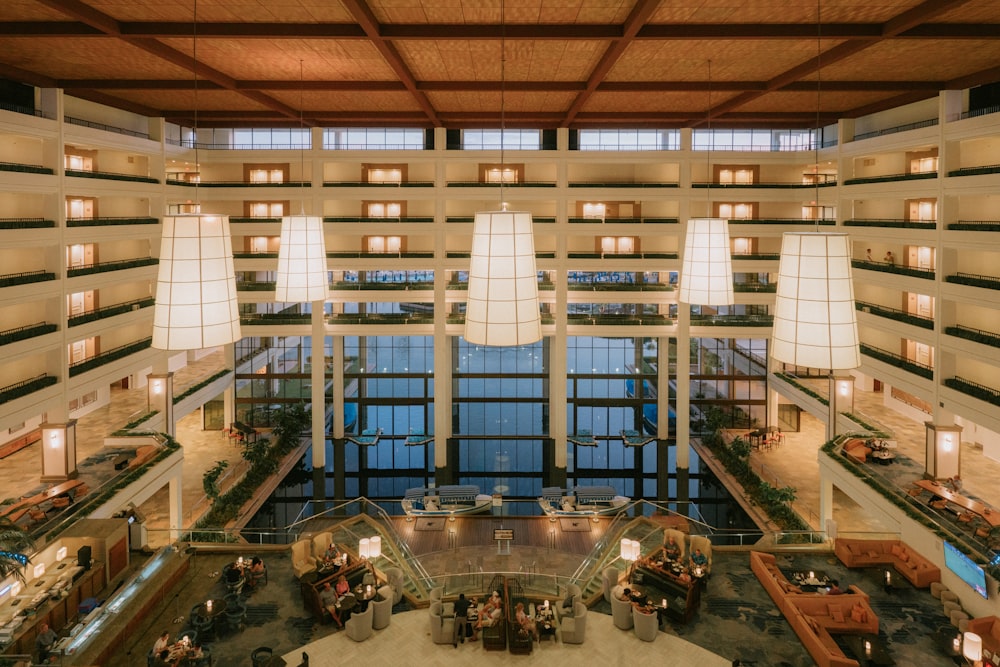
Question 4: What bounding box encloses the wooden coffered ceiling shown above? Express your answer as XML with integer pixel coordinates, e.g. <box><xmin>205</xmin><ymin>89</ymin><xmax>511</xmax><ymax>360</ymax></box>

<box><xmin>1</xmin><ymin>0</ymin><xmax>999</xmax><ymax>128</ymax></box>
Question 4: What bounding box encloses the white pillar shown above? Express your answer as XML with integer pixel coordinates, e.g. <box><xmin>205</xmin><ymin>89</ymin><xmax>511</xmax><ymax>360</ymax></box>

<box><xmin>675</xmin><ymin>309</ymin><xmax>690</xmax><ymax>468</ymax></box>
<box><xmin>819</xmin><ymin>475</ymin><xmax>835</xmax><ymax>537</ymax></box>
<box><xmin>433</xmin><ymin>332</ymin><xmax>451</xmax><ymax>470</ymax></box>
<box><xmin>925</xmin><ymin>422</ymin><xmax>962</xmax><ymax>481</ymax></box>
<box><xmin>147</xmin><ymin>372</ymin><xmax>175</xmax><ymax>437</ymax></box>
<box><xmin>40</xmin><ymin>421</ymin><xmax>78</xmax><ymax>482</ymax></box>
<box><xmin>311</xmin><ymin>303</ymin><xmax>327</xmax><ymax>467</ymax></box>
<box><xmin>827</xmin><ymin>375</ymin><xmax>854</xmax><ymax>441</ymax></box>
<box><xmin>331</xmin><ymin>336</ymin><xmax>345</xmax><ymax>439</ymax></box>
<box><xmin>168</xmin><ymin>471</ymin><xmax>183</xmax><ymax>541</ymax></box>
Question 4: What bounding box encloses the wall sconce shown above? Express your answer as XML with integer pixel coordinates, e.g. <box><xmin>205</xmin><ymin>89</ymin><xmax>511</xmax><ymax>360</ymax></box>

<box><xmin>10</xmin><ymin>581</ymin><xmax>21</xmax><ymax>597</ymax></box>
<box><xmin>838</xmin><ymin>380</ymin><xmax>850</xmax><ymax>397</ymax></box>
<box><xmin>943</xmin><ymin>434</ymin><xmax>954</xmax><ymax>453</ymax></box>
<box><xmin>57</xmin><ymin>546</ymin><xmax>68</xmax><ymax>562</ymax></box>
<box><xmin>33</xmin><ymin>563</ymin><xmax>45</xmax><ymax>579</ymax></box>
<box><xmin>49</xmin><ymin>431</ymin><xmax>60</xmax><ymax>449</ymax></box>
<box><xmin>369</xmin><ymin>536</ymin><xmax>382</xmax><ymax>559</ymax></box>
<box><xmin>152</xmin><ymin>379</ymin><xmax>163</xmax><ymax>395</ymax></box>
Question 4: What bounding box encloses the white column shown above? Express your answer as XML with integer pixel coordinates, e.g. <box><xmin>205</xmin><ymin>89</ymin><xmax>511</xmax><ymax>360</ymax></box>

<box><xmin>168</xmin><ymin>471</ymin><xmax>183</xmax><ymax>541</ymax></box>
<box><xmin>433</xmin><ymin>332</ymin><xmax>451</xmax><ymax>470</ymax></box>
<box><xmin>40</xmin><ymin>421</ymin><xmax>78</xmax><ymax>482</ymax></box>
<box><xmin>550</xmin><ymin>332</ymin><xmax>567</xmax><ymax>468</ymax></box>
<box><xmin>827</xmin><ymin>375</ymin><xmax>854</xmax><ymax>441</ymax></box>
<box><xmin>147</xmin><ymin>372</ymin><xmax>175</xmax><ymax>437</ymax></box>
<box><xmin>925</xmin><ymin>422</ymin><xmax>962</xmax><ymax>481</ymax></box>
<box><xmin>675</xmin><ymin>309</ymin><xmax>690</xmax><ymax>468</ymax></box>
<box><xmin>311</xmin><ymin>303</ymin><xmax>326</xmax><ymax>467</ymax></box>
<box><xmin>819</xmin><ymin>476</ymin><xmax>835</xmax><ymax>538</ymax></box>
<box><xmin>331</xmin><ymin>336</ymin><xmax>345</xmax><ymax>439</ymax></box>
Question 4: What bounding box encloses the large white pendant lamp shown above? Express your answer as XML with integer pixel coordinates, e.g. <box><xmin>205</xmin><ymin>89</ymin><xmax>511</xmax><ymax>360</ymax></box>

<box><xmin>464</xmin><ymin>206</ymin><xmax>542</xmax><ymax>346</ymax></box>
<box><xmin>679</xmin><ymin>217</ymin><xmax>734</xmax><ymax>306</ymax></box>
<box><xmin>771</xmin><ymin>232</ymin><xmax>860</xmax><ymax>370</ymax></box>
<box><xmin>152</xmin><ymin>213</ymin><xmax>242</xmax><ymax>350</ymax></box>
<box><xmin>275</xmin><ymin>214</ymin><xmax>329</xmax><ymax>302</ymax></box>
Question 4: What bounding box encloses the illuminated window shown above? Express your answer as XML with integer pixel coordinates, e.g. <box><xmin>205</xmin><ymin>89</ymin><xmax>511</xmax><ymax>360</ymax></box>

<box><xmin>718</xmin><ymin>203</ymin><xmax>753</xmax><ymax>220</ymax></box>
<box><xmin>248</xmin><ymin>202</ymin><xmax>285</xmax><ymax>217</ymax></box>
<box><xmin>910</xmin><ymin>156</ymin><xmax>937</xmax><ymax>173</ymax></box>
<box><xmin>367</xmin><ymin>202</ymin><xmax>402</xmax><ymax>218</ymax></box>
<box><xmin>64</xmin><ymin>154</ymin><xmax>93</xmax><ymax>171</ymax></box>
<box><xmin>733</xmin><ymin>237</ymin><xmax>752</xmax><ymax>255</ymax></box>
<box><xmin>367</xmin><ymin>168</ymin><xmax>402</xmax><ymax>184</ymax></box>
<box><xmin>599</xmin><ymin>236</ymin><xmax>636</xmax><ymax>254</ymax></box>
<box><xmin>367</xmin><ymin>236</ymin><xmax>403</xmax><ymax>253</ymax></box>
<box><xmin>249</xmin><ymin>169</ymin><xmax>285</xmax><ymax>183</ymax></box>
<box><xmin>582</xmin><ymin>203</ymin><xmax>606</xmax><ymax>220</ymax></box>
<box><xmin>485</xmin><ymin>168</ymin><xmax>517</xmax><ymax>184</ymax></box>
<box><xmin>717</xmin><ymin>168</ymin><xmax>754</xmax><ymax>184</ymax></box>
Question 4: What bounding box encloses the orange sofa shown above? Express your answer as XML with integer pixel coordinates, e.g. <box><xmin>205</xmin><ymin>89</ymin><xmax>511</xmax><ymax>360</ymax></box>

<box><xmin>751</xmin><ymin>551</ymin><xmax>878</xmax><ymax>667</ymax></box>
<box><xmin>834</xmin><ymin>538</ymin><xmax>940</xmax><ymax>588</ymax></box>
<box><xmin>968</xmin><ymin>616</ymin><xmax>1000</xmax><ymax>660</ymax></box>
<box><xmin>842</xmin><ymin>439</ymin><xmax>872</xmax><ymax>464</ymax></box>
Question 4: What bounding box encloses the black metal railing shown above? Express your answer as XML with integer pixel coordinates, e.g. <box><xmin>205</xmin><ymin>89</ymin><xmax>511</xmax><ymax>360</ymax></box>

<box><xmin>565</xmin><ymin>252</ymin><xmax>678</xmax><ymax>260</ymax></box>
<box><xmin>944</xmin><ymin>325</ymin><xmax>1000</xmax><ymax>349</ymax></box>
<box><xmin>728</xmin><ymin>218</ymin><xmax>835</xmax><ymax>225</ymax></box>
<box><xmin>852</xmin><ymin>117</ymin><xmax>938</xmax><ymax>141</ymax></box>
<box><xmin>0</xmin><ymin>269</ymin><xmax>56</xmax><ymax>287</ymax></box>
<box><xmin>844</xmin><ymin>218</ymin><xmax>936</xmax><ymax>229</ymax></box>
<box><xmin>691</xmin><ymin>181</ymin><xmax>836</xmax><ymax>189</ymax></box>
<box><xmin>567</xmin><ymin>181</ymin><xmax>679</xmax><ymax>188</ymax></box>
<box><xmin>733</xmin><ymin>283</ymin><xmax>776</xmax><ymax>293</ymax></box>
<box><xmin>65</xmin><ymin>169</ymin><xmax>158</xmax><ymax>184</ymax></box>
<box><xmin>321</xmin><ymin>181</ymin><xmax>434</xmax><ymax>187</ymax></box>
<box><xmin>166</xmin><ymin>179</ymin><xmax>308</xmax><ymax>187</ymax></box>
<box><xmin>944</xmin><ymin>376</ymin><xmax>1000</xmax><ymax>407</ymax></box>
<box><xmin>0</xmin><ymin>374</ymin><xmax>57</xmax><ymax>405</ymax></box>
<box><xmin>855</xmin><ymin>301</ymin><xmax>933</xmax><ymax>329</ymax></box>
<box><xmin>945</xmin><ymin>272</ymin><xmax>1000</xmax><ymax>290</ymax></box>
<box><xmin>0</xmin><ymin>161</ymin><xmax>54</xmax><ymax>175</ymax></box>
<box><xmin>66</xmin><ymin>216</ymin><xmax>158</xmax><ymax>227</ymax></box>
<box><xmin>448</xmin><ymin>181</ymin><xmax>558</xmax><ymax>188</ymax></box>
<box><xmin>67</xmin><ymin>257</ymin><xmax>158</xmax><ymax>277</ymax></box>
<box><xmin>68</xmin><ymin>337</ymin><xmax>153</xmax><ymax>377</ymax></box>
<box><xmin>948</xmin><ymin>220</ymin><xmax>1000</xmax><ymax>231</ymax></box>
<box><xmin>323</xmin><ymin>216</ymin><xmax>435</xmax><ymax>223</ymax></box>
<box><xmin>67</xmin><ymin>298</ymin><xmax>155</xmax><ymax>327</ymax></box>
<box><xmin>0</xmin><ymin>321</ymin><xmax>57</xmax><ymax>346</ymax></box>
<box><xmin>947</xmin><ymin>163</ymin><xmax>1000</xmax><ymax>177</ymax></box>
<box><xmin>64</xmin><ymin>115</ymin><xmax>151</xmax><ymax>139</ymax></box>
<box><xmin>691</xmin><ymin>314</ymin><xmax>773</xmax><ymax>326</ymax></box>
<box><xmin>843</xmin><ymin>171</ymin><xmax>936</xmax><ymax>185</ymax></box>
<box><xmin>0</xmin><ymin>217</ymin><xmax>56</xmax><ymax>229</ymax></box>
<box><xmin>860</xmin><ymin>343</ymin><xmax>933</xmax><ymax>379</ymax></box>
<box><xmin>851</xmin><ymin>260</ymin><xmax>934</xmax><ymax>280</ymax></box>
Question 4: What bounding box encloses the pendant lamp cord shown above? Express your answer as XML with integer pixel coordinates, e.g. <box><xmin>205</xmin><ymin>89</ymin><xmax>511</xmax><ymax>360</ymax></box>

<box><xmin>815</xmin><ymin>0</ymin><xmax>822</xmax><ymax>232</ymax></box>
<box><xmin>193</xmin><ymin>0</ymin><xmax>199</xmax><ymax>208</ymax></box>
<box><xmin>499</xmin><ymin>0</ymin><xmax>506</xmax><ymax>209</ymax></box>
<box><xmin>706</xmin><ymin>59</ymin><xmax>711</xmax><ymax>215</ymax></box>
<box><xmin>300</xmin><ymin>59</ymin><xmax>306</xmax><ymax>215</ymax></box>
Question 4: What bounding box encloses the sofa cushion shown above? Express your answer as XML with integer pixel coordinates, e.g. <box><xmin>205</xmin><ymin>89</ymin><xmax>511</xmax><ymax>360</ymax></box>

<box><xmin>890</xmin><ymin>543</ymin><xmax>902</xmax><ymax>558</ymax></box>
<box><xmin>899</xmin><ymin>550</ymin><xmax>910</xmax><ymax>562</ymax></box>
<box><xmin>829</xmin><ymin>605</ymin><xmax>844</xmax><ymax>623</ymax></box>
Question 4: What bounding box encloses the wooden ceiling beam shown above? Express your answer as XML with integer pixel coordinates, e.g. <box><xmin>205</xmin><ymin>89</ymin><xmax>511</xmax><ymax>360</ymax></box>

<box><xmin>338</xmin><ymin>0</ymin><xmax>441</xmax><ymax>127</ymax></box>
<box><xmin>561</xmin><ymin>0</ymin><xmax>662</xmax><ymax>127</ymax></box>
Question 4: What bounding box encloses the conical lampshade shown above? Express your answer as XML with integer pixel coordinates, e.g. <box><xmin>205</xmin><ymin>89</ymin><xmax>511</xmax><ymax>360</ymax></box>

<box><xmin>464</xmin><ymin>209</ymin><xmax>541</xmax><ymax>346</ymax></box>
<box><xmin>152</xmin><ymin>213</ymin><xmax>241</xmax><ymax>350</ymax></box>
<box><xmin>275</xmin><ymin>214</ymin><xmax>329</xmax><ymax>302</ymax></box>
<box><xmin>771</xmin><ymin>232</ymin><xmax>860</xmax><ymax>370</ymax></box>
<box><xmin>679</xmin><ymin>217</ymin><xmax>734</xmax><ymax>305</ymax></box>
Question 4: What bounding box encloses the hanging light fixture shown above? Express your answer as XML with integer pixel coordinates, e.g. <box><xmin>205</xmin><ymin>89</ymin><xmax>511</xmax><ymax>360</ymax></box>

<box><xmin>464</xmin><ymin>0</ymin><xmax>541</xmax><ymax>347</ymax></box>
<box><xmin>679</xmin><ymin>60</ymin><xmax>733</xmax><ymax>307</ymax></box>
<box><xmin>275</xmin><ymin>60</ymin><xmax>329</xmax><ymax>303</ymax></box>
<box><xmin>770</xmin><ymin>0</ymin><xmax>859</xmax><ymax>371</ymax></box>
<box><xmin>152</xmin><ymin>0</ymin><xmax>241</xmax><ymax>350</ymax></box>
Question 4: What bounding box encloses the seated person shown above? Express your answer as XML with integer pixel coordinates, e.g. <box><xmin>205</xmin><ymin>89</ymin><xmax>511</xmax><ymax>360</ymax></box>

<box><xmin>247</xmin><ymin>556</ymin><xmax>266</xmax><ymax>589</ymax></box>
<box><xmin>466</xmin><ymin>596</ymin><xmax>481</xmax><ymax>640</ymax></box>
<box><xmin>617</xmin><ymin>587</ymin><xmax>632</xmax><ymax>602</ymax></box>
<box><xmin>477</xmin><ymin>598</ymin><xmax>503</xmax><ymax>630</ymax></box>
<box><xmin>690</xmin><ymin>548</ymin><xmax>708</xmax><ymax>570</ymax></box>
<box><xmin>225</xmin><ymin>564</ymin><xmax>244</xmax><ymax>586</ymax></box>
<box><xmin>424</xmin><ymin>497</ymin><xmax>439</xmax><ymax>511</ymax></box>
<box><xmin>629</xmin><ymin>588</ymin><xmax>648</xmax><ymax>606</ymax></box>
<box><xmin>561</xmin><ymin>497</ymin><xmax>575</xmax><ymax>511</ymax></box>
<box><xmin>826</xmin><ymin>580</ymin><xmax>845</xmax><ymax>595</ymax></box>
<box><xmin>335</xmin><ymin>574</ymin><xmax>350</xmax><ymax>597</ymax></box>
<box><xmin>320</xmin><ymin>582</ymin><xmax>344</xmax><ymax>628</ymax></box>
<box><xmin>152</xmin><ymin>649</ymin><xmax>174</xmax><ymax>667</ymax></box>
<box><xmin>663</xmin><ymin>535</ymin><xmax>682</xmax><ymax>561</ymax></box>
<box><xmin>36</xmin><ymin>622</ymin><xmax>57</xmax><ymax>663</ymax></box>
<box><xmin>321</xmin><ymin>542</ymin><xmax>342</xmax><ymax>569</ymax></box>
<box><xmin>514</xmin><ymin>602</ymin><xmax>538</xmax><ymax>640</ymax></box>
<box><xmin>677</xmin><ymin>570</ymin><xmax>693</xmax><ymax>584</ymax></box>
<box><xmin>152</xmin><ymin>630</ymin><xmax>171</xmax><ymax>655</ymax></box>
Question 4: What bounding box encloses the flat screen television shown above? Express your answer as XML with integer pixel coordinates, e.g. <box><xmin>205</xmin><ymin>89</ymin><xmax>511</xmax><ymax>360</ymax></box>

<box><xmin>943</xmin><ymin>540</ymin><xmax>988</xmax><ymax>599</ymax></box>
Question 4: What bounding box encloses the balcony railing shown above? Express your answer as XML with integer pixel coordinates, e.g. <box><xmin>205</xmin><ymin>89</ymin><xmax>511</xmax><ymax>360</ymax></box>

<box><xmin>64</xmin><ymin>115</ymin><xmax>151</xmax><ymax>139</ymax></box>
<box><xmin>332</xmin><ymin>281</ymin><xmax>435</xmax><ymax>291</ymax></box>
<box><xmin>944</xmin><ymin>272</ymin><xmax>1000</xmax><ymax>290</ymax></box>
<box><xmin>323</xmin><ymin>216</ymin><xmax>435</xmax><ymax>223</ymax></box>
<box><xmin>733</xmin><ymin>283</ymin><xmax>776</xmax><ymax>293</ymax></box>
<box><xmin>844</xmin><ymin>218</ymin><xmax>936</xmax><ymax>230</ymax></box>
<box><xmin>851</xmin><ymin>260</ymin><xmax>934</xmax><ymax>280</ymax></box>
<box><xmin>859</xmin><ymin>343</ymin><xmax>933</xmax><ymax>379</ymax></box>
<box><xmin>0</xmin><ymin>217</ymin><xmax>56</xmax><ymax>229</ymax></box>
<box><xmin>328</xmin><ymin>312</ymin><xmax>435</xmax><ymax>325</ymax></box>
<box><xmin>241</xmin><ymin>313</ymin><xmax>312</xmax><ymax>325</ymax></box>
<box><xmin>948</xmin><ymin>220</ymin><xmax>1000</xmax><ymax>231</ymax></box>
<box><xmin>851</xmin><ymin>117</ymin><xmax>938</xmax><ymax>141</ymax></box>
<box><xmin>732</xmin><ymin>253</ymin><xmax>780</xmax><ymax>261</ymax></box>
<box><xmin>691</xmin><ymin>314</ymin><xmax>773</xmax><ymax>326</ymax></box>
<box><xmin>729</xmin><ymin>218</ymin><xmax>835</xmax><ymax>225</ymax></box>
<box><xmin>446</xmin><ymin>216</ymin><xmax>556</xmax><ymax>223</ymax></box>
<box><xmin>236</xmin><ymin>281</ymin><xmax>277</xmax><ymax>291</ymax></box>
<box><xmin>944</xmin><ymin>376</ymin><xmax>1000</xmax><ymax>407</ymax></box>
<box><xmin>855</xmin><ymin>300</ymin><xmax>933</xmax><ymax>329</ymax></box>
<box><xmin>565</xmin><ymin>313</ymin><xmax>672</xmax><ymax>326</ymax></box>
<box><xmin>447</xmin><ymin>181</ymin><xmax>557</xmax><ymax>187</ymax></box>
<box><xmin>565</xmin><ymin>252</ymin><xmax>678</xmax><ymax>260</ymax></box>
<box><xmin>947</xmin><ymin>164</ymin><xmax>1000</xmax><ymax>177</ymax></box>
<box><xmin>944</xmin><ymin>325</ymin><xmax>1000</xmax><ymax>350</ymax></box>
<box><xmin>67</xmin><ymin>297</ymin><xmax>155</xmax><ymax>327</ymax></box>
<box><xmin>843</xmin><ymin>172</ymin><xmax>936</xmax><ymax>185</ymax></box>
<box><xmin>166</xmin><ymin>179</ymin><xmax>309</xmax><ymax>187</ymax></box>
<box><xmin>322</xmin><ymin>181</ymin><xmax>434</xmax><ymax>187</ymax></box>
<box><xmin>66</xmin><ymin>216</ymin><xmax>158</xmax><ymax>227</ymax></box>
<box><xmin>0</xmin><ymin>161</ymin><xmax>54</xmax><ymax>175</ymax></box>
<box><xmin>567</xmin><ymin>217</ymin><xmax>679</xmax><ymax>224</ymax></box>
<box><xmin>0</xmin><ymin>321</ymin><xmax>57</xmax><ymax>346</ymax></box>
<box><xmin>0</xmin><ymin>373</ymin><xmax>58</xmax><ymax>405</ymax></box>
<box><xmin>691</xmin><ymin>181</ymin><xmax>836</xmax><ymax>189</ymax></box>
<box><xmin>566</xmin><ymin>282</ymin><xmax>673</xmax><ymax>292</ymax></box>
<box><xmin>65</xmin><ymin>169</ymin><xmax>158</xmax><ymax>184</ymax></box>
<box><xmin>68</xmin><ymin>337</ymin><xmax>153</xmax><ymax>377</ymax></box>
<box><xmin>327</xmin><ymin>251</ymin><xmax>435</xmax><ymax>259</ymax></box>
<box><xmin>567</xmin><ymin>181</ymin><xmax>679</xmax><ymax>188</ymax></box>
<box><xmin>229</xmin><ymin>217</ymin><xmax>283</xmax><ymax>223</ymax></box>
<box><xmin>0</xmin><ymin>269</ymin><xmax>56</xmax><ymax>288</ymax></box>
<box><xmin>232</xmin><ymin>252</ymin><xmax>278</xmax><ymax>259</ymax></box>
<box><xmin>67</xmin><ymin>257</ymin><xmax>158</xmax><ymax>277</ymax></box>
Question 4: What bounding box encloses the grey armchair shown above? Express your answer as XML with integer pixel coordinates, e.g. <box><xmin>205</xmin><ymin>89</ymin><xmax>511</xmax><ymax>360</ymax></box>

<box><xmin>560</xmin><ymin>601</ymin><xmax>587</xmax><ymax>644</ymax></box>
<box><xmin>689</xmin><ymin>535</ymin><xmax>712</xmax><ymax>575</ymax></box>
<box><xmin>610</xmin><ymin>587</ymin><xmax>633</xmax><ymax>630</ymax></box>
<box><xmin>372</xmin><ymin>586</ymin><xmax>393</xmax><ymax>630</ymax></box>
<box><xmin>385</xmin><ymin>567</ymin><xmax>404</xmax><ymax>604</ymax></box>
<box><xmin>429</xmin><ymin>586</ymin><xmax>454</xmax><ymax>616</ymax></box>
<box><xmin>602</xmin><ymin>566</ymin><xmax>620</xmax><ymax>604</ymax></box>
<box><xmin>291</xmin><ymin>539</ymin><xmax>316</xmax><ymax>579</ymax></box>
<box><xmin>429</xmin><ymin>601</ymin><xmax>456</xmax><ymax>645</ymax></box>
<box><xmin>345</xmin><ymin>603</ymin><xmax>374</xmax><ymax>642</ymax></box>
<box><xmin>632</xmin><ymin>605</ymin><xmax>658</xmax><ymax>642</ymax></box>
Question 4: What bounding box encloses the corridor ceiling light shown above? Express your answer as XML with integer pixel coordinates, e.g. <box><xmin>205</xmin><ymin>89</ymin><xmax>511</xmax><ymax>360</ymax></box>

<box><xmin>152</xmin><ymin>214</ymin><xmax>241</xmax><ymax>350</ymax></box>
<box><xmin>771</xmin><ymin>232</ymin><xmax>860</xmax><ymax>370</ymax></box>
<box><xmin>275</xmin><ymin>214</ymin><xmax>329</xmax><ymax>302</ymax></box>
<box><xmin>464</xmin><ymin>0</ymin><xmax>541</xmax><ymax>347</ymax></box>
<box><xmin>679</xmin><ymin>217</ymin><xmax>734</xmax><ymax>306</ymax></box>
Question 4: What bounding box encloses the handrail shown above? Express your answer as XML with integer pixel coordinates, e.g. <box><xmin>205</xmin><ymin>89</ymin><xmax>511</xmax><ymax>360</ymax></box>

<box><xmin>852</xmin><ymin>117</ymin><xmax>938</xmax><ymax>140</ymax></box>
<box><xmin>64</xmin><ymin>115</ymin><xmax>150</xmax><ymax>139</ymax></box>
